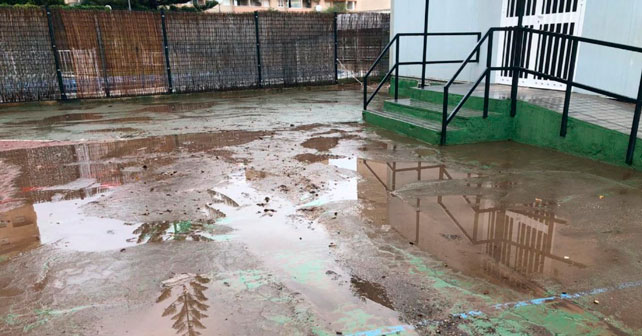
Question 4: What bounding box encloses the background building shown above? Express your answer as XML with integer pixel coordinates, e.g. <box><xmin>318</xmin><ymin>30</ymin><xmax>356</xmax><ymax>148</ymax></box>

<box><xmin>216</xmin><ymin>0</ymin><xmax>390</xmax><ymax>13</ymax></box>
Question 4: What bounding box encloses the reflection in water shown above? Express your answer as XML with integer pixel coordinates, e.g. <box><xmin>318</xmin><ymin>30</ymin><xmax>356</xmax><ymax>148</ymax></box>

<box><xmin>0</xmin><ymin>203</ymin><xmax>39</xmax><ymax>258</ymax></box>
<box><xmin>358</xmin><ymin>159</ymin><xmax>585</xmax><ymax>289</ymax></box>
<box><xmin>0</xmin><ymin>132</ymin><xmax>263</xmax><ymax>257</ymax></box>
<box><xmin>157</xmin><ymin>273</ymin><xmax>210</xmax><ymax>336</ymax></box>
<box><xmin>132</xmin><ymin>221</ymin><xmax>215</xmax><ymax>243</ymax></box>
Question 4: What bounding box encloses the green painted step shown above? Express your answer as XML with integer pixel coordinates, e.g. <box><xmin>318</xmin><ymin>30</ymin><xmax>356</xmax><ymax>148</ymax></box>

<box><xmin>384</xmin><ymin>98</ymin><xmax>503</xmax><ymax>125</ymax></box>
<box><xmin>391</xmin><ymin>78</ymin><xmax>512</xmax><ymax>114</ymax></box>
<box><xmin>363</xmin><ymin>109</ymin><xmax>447</xmax><ymax>145</ymax></box>
<box><xmin>364</xmin><ymin>108</ymin><xmax>512</xmax><ymax>145</ymax></box>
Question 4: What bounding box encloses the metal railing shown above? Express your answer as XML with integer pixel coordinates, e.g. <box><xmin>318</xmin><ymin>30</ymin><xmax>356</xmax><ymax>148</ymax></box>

<box><xmin>440</xmin><ymin>25</ymin><xmax>642</xmax><ymax>165</ymax></box>
<box><xmin>362</xmin><ymin>32</ymin><xmax>481</xmax><ymax>111</ymax></box>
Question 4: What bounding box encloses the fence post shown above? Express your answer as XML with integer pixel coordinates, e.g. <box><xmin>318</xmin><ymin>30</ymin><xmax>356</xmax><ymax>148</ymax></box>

<box><xmin>560</xmin><ymin>39</ymin><xmax>578</xmax><ymax>137</ymax></box>
<box><xmin>333</xmin><ymin>12</ymin><xmax>338</xmax><ymax>84</ymax></box>
<box><xmin>45</xmin><ymin>8</ymin><xmax>66</xmax><ymax>100</ymax></box>
<box><xmin>94</xmin><ymin>16</ymin><xmax>110</xmax><ymax>98</ymax></box>
<box><xmin>254</xmin><ymin>11</ymin><xmax>263</xmax><ymax>88</ymax></box>
<box><xmin>625</xmin><ymin>72</ymin><xmax>642</xmax><ymax>165</ymax></box>
<box><xmin>160</xmin><ymin>9</ymin><xmax>173</xmax><ymax>94</ymax></box>
<box><xmin>510</xmin><ymin>0</ymin><xmax>525</xmax><ymax>117</ymax></box>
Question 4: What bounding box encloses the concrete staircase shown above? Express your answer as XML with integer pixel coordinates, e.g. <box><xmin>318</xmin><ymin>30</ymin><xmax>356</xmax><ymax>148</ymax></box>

<box><xmin>364</xmin><ymin>79</ymin><xmax>513</xmax><ymax>145</ymax></box>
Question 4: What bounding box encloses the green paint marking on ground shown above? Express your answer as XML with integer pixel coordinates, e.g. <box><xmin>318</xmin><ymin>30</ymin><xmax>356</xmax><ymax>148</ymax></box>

<box><xmin>0</xmin><ymin>255</ymin><xmax>7</xmax><ymax>263</ymax></box>
<box><xmin>18</xmin><ymin>305</ymin><xmax>94</xmax><ymax>333</ymax></box>
<box><xmin>46</xmin><ymin>305</ymin><xmax>94</xmax><ymax>316</ymax></box>
<box><xmin>393</xmin><ymin>247</ymin><xmax>486</xmax><ymax>296</ymax></box>
<box><xmin>215</xmin><ymin>217</ymin><xmax>232</xmax><ymax>225</ymax></box>
<box><xmin>459</xmin><ymin>302</ymin><xmax>637</xmax><ymax>336</ymax></box>
<box><xmin>274</xmin><ymin>252</ymin><xmax>326</xmax><ymax>286</ymax></box>
<box><xmin>2</xmin><ymin>313</ymin><xmax>18</xmax><ymax>326</ymax></box>
<box><xmin>237</xmin><ymin>269</ymin><xmax>269</xmax><ymax>290</ymax></box>
<box><xmin>335</xmin><ymin>308</ymin><xmax>380</xmax><ymax>334</ymax></box>
<box><xmin>267</xmin><ymin>315</ymin><xmax>292</xmax><ymax>325</ymax></box>
<box><xmin>311</xmin><ymin>326</ymin><xmax>333</xmax><ymax>336</ymax></box>
<box><xmin>218</xmin><ymin>269</ymin><xmax>270</xmax><ymax>291</ymax></box>
<box><xmin>210</xmin><ymin>234</ymin><xmax>235</xmax><ymax>242</ymax></box>
<box><xmin>174</xmin><ymin>220</ymin><xmax>192</xmax><ymax>234</ymax></box>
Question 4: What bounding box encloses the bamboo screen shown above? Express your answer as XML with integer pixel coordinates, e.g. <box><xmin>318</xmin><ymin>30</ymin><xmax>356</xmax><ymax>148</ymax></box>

<box><xmin>165</xmin><ymin>12</ymin><xmax>258</xmax><ymax>93</ymax></box>
<box><xmin>258</xmin><ymin>12</ymin><xmax>334</xmax><ymax>87</ymax></box>
<box><xmin>337</xmin><ymin>13</ymin><xmax>390</xmax><ymax>79</ymax></box>
<box><xmin>0</xmin><ymin>8</ymin><xmax>389</xmax><ymax>103</ymax></box>
<box><xmin>51</xmin><ymin>9</ymin><xmax>167</xmax><ymax>98</ymax></box>
<box><xmin>0</xmin><ymin>8</ymin><xmax>59</xmax><ymax>103</ymax></box>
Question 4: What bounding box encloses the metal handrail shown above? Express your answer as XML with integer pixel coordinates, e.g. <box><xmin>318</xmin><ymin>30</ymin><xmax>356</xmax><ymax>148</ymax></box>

<box><xmin>363</xmin><ymin>32</ymin><xmax>481</xmax><ymax>111</ymax></box>
<box><xmin>444</xmin><ymin>30</ymin><xmax>493</xmax><ymax>88</ymax></box>
<box><xmin>447</xmin><ymin>70</ymin><xmax>488</xmax><ymax>124</ymax></box>
<box><xmin>439</xmin><ymin>25</ymin><xmax>642</xmax><ymax>166</ymax></box>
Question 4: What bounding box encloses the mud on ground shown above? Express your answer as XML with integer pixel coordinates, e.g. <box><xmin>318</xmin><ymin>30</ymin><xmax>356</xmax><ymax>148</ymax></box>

<box><xmin>1</xmin><ymin>88</ymin><xmax>642</xmax><ymax>335</ymax></box>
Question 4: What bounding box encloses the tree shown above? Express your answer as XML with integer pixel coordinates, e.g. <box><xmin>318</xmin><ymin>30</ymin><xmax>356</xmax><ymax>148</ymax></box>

<box><xmin>0</xmin><ymin>0</ymin><xmax>63</xmax><ymax>7</ymax></box>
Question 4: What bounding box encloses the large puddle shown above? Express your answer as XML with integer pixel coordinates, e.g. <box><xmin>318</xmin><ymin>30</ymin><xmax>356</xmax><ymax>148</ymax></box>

<box><xmin>1</xmin><ymin>123</ymin><xmax>642</xmax><ymax>334</ymax></box>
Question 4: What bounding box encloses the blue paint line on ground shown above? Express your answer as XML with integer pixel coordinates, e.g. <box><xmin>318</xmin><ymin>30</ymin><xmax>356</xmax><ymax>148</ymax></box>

<box><xmin>344</xmin><ymin>279</ymin><xmax>642</xmax><ymax>336</ymax></box>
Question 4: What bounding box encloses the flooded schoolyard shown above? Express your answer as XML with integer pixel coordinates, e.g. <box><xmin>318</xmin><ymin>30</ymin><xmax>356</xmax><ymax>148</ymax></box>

<box><xmin>1</xmin><ymin>86</ymin><xmax>642</xmax><ymax>335</ymax></box>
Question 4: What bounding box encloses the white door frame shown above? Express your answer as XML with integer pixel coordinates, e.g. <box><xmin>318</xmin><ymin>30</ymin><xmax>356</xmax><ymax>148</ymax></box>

<box><xmin>496</xmin><ymin>0</ymin><xmax>586</xmax><ymax>90</ymax></box>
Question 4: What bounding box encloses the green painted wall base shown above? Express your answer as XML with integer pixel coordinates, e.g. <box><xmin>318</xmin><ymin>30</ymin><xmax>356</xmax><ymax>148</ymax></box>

<box><xmin>364</xmin><ymin>77</ymin><xmax>642</xmax><ymax>170</ymax></box>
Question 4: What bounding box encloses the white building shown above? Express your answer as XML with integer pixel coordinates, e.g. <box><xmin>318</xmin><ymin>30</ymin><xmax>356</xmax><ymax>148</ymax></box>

<box><xmin>391</xmin><ymin>0</ymin><xmax>642</xmax><ymax>98</ymax></box>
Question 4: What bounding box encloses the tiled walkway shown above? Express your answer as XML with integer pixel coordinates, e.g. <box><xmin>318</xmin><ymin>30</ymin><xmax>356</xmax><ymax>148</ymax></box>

<box><xmin>424</xmin><ymin>83</ymin><xmax>639</xmax><ymax>137</ymax></box>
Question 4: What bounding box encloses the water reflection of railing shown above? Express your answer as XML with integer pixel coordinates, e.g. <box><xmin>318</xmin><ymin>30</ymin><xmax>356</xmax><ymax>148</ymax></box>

<box><xmin>359</xmin><ymin>159</ymin><xmax>584</xmax><ymax>279</ymax></box>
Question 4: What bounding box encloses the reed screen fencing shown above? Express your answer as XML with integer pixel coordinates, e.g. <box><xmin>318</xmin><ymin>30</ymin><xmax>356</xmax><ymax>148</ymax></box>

<box><xmin>0</xmin><ymin>8</ymin><xmax>389</xmax><ymax>103</ymax></box>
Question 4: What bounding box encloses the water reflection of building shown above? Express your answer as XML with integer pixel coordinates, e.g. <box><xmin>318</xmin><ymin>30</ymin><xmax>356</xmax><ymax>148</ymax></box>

<box><xmin>357</xmin><ymin>159</ymin><xmax>586</xmax><ymax>289</ymax></box>
<box><xmin>0</xmin><ymin>203</ymin><xmax>39</xmax><ymax>256</ymax></box>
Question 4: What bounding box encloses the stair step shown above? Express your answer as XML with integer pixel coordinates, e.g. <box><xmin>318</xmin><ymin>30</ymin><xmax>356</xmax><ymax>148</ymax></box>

<box><xmin>386</xmin><ymin>98</ymin><xmax>497</xmax><ymax>120</ymax></box>
<box><xmin>365</xmin><ymin>109</ymin><xmax>457</xmax><ymax>131</ymax></box>
<box><xmin>395</xmin><ymin>85</ymin><xmax>512</xmax><ymax>115</ymax></box>
<box><xmin>363</xmin><ymin>109</ymin><xmax>459</xmax><ymax>145</ymax></box>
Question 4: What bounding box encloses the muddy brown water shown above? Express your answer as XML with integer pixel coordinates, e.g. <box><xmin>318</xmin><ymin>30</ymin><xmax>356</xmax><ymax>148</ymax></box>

<box><xmin>1</xmin><ymin>88</ymin><xmax>642</xmax><ymax>335</ymax></box>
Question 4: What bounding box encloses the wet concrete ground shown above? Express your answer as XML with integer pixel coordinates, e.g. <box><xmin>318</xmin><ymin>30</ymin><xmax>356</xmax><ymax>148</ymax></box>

<box><xmin>1</xmin><ymin>86</ymin><xmax>642</xmax><ymax>335</ymax></box>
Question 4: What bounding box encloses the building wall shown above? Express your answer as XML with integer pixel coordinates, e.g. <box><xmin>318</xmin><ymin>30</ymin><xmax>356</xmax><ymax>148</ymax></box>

<box><xmin>392</xmin><ymin>0</ymin><xmax>642</xmax><ymax>98</ymax></box>
<box><xmin>216</xmin><ymin>0</ymin><xmax>389</xmax><ymax>13</ymax></box>
<box><xmin>355</xmin><ymin>0</ymin><xmax>390</xmax><ymax>12</ymax></box>
<box><xmin>574</xmin><ymin>0</ymin><xmax>642</xmax><ymax>98</ymax></box>
<box><xmin>391</xmin><ymin>0</ymin><xmax>501</xmax><ymax>83</ymax></box>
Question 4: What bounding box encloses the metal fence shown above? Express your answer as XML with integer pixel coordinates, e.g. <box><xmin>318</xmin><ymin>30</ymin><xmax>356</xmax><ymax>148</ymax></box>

<box><xmin>0</xmin><ymin>8</ymin><xmax>389</xmax><ymax>103</ymax></box>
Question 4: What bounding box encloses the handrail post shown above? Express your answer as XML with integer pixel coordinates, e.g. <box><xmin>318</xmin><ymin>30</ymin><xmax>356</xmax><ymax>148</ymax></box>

<box><xmin>474</xmin><ymin>32</ymin><xmax>481</xmax><ymax>62</ymax></box>
<box><xmin>395</xmin><ymin>38</ymin><xmax>400</xmax><ymax>101</ymax></box>
<box><xmin>625</xmin><ymin>72</ymin><xmax>642</xmax><ymax>165</ymax></box>
<box><xmin>420</xmin><ymin>0</ymin><xmax>429</xmax><ymax>88</ymax></box>
<box><xmin>45</xmin><ymin>7</ymin><xmax>66</xmax><ymax>100</ymax></box>
<box><xmin>441</xmin><ymin>86</ymin><xmax>448</xmax><ymax>145</ymax></box>
<box><xmin>560</xmin><ymin>39</ymin><xmax>579</xmax><ymax>137</ymax></box>
<box><xmin>510</xmin><ymin>0</ymin><xmax>525</xmax><ymax>117</ymax></box>
<box><xmin>160</xmin><ymin>9</ymin><xmax>173</xmax><ymax>94</ymax></box>
<box><xmin>483</xmin><ymin>32</ymin><xmax>493</xmax><ymax>118</ymax></box>
<box><xmin>333</xmin><ymin>12</ymin><xmax>338</xmax><ymax>84</ymax></box>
